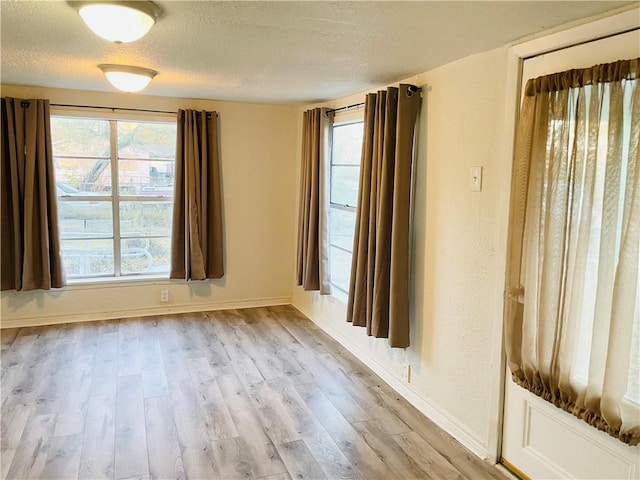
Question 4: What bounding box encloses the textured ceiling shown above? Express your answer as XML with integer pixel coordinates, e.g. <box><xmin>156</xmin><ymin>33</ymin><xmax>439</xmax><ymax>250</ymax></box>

<box><xmin>0</xmin><ymin>1</ymin><xmax>633</xmax><ymax>103</ymax></box>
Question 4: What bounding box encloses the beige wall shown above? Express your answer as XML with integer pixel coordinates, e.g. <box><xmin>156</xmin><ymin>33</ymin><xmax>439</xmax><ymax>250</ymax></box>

<box><xmin>0</xmin><ymin>85</ymin><xmax>299</xmax><ymax>326</ymax></box>
<box><xmin>292</xmin><ymin>46</ymin><xmax>513</xmax><ymax>459</ymax></box>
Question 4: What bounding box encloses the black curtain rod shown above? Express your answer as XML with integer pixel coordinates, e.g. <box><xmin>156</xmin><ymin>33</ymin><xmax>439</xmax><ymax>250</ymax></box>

<box><xmin>50</xmin><ymin>103</ymin><xmax>177</xmax><ymax>115</ymax></box>
<box><xmin>326</xmin><ymin>84</ymin><xmax>422</xmax><ymax>116</ymax></box>
<box><xmin>327</xmin><ymin>102</ymin><xmax>366</xmax><ymax>115</ymax></box>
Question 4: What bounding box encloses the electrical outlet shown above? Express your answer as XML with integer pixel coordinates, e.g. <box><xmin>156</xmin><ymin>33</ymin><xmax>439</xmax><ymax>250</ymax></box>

<box><xmin>402</xmin><ymin>363</ymin><xmax>411</xmax><ymax>383</ymax></box>
<box><xmin>160</xmin><ymin>289</ymin><xmax>169</xmax><ymax>302</ymax></box>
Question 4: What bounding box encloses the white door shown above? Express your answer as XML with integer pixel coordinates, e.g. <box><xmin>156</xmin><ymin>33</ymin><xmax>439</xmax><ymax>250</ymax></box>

<box><xmin>501</xmin><ymin>29</ymin><xmax>640</xmax><ymax>480</ymax></box>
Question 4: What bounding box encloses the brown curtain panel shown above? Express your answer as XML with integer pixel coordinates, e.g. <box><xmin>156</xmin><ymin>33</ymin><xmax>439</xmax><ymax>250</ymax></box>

<box><xmin>296</xmin><ymin>107</ymin><xmax>333</xmax><ymax>292</ymax></box>
<box><xmin>504</xmin><ymin>58</ymin><xmax>640</xmax><ymax>445</ymax></box>
<box><xmin>347</xmin><ymin>84</ymin><xmax>421</xmax><ymax>348</ymax></box>
<box><xmin>1</xmin><ymin>98</ymin><xmax>64</xmax><ymax>291</ymax></box>
<box><xmin>170</xmin><ymin>109</ymin><xmax>224</xmax><ymax>280</ymax></box>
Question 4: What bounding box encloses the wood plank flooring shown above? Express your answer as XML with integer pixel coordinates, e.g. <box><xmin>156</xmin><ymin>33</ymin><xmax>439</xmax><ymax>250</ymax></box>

<box><xmin>1</xmin><ymin>305</ymin><xmax>510</xmax><ymax>480</ymax></box>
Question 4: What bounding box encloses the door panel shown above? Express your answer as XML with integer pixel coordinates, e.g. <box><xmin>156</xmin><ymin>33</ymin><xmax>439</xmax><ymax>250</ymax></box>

<box><xmin>501</xmin><ymin>28</ymin><xmax>640</xmax><ymax>480</ymax></box>
<box><xmin>503</xmin><ymin>381</ymin><xmax>640</xmax><ymax>479</ymax></box>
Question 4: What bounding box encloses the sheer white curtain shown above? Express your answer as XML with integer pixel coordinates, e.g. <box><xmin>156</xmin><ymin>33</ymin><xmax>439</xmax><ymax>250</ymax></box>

<box><xmin>505</xmin><ymin>58</ymin><xmax>640</xmax><ymax>445</ymax></box>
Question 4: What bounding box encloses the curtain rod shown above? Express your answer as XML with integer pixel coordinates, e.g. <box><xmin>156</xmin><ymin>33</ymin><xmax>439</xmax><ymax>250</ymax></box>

<box><xmin>326</xmin><ymin>102</ymin><xmax>365</xmax><ymax>116</ymax></box>
<box><xmin>325</xmin><ymin>85</ymin><xmax>422</xmax><ymax>116</ymax></box>
<box><xmin>50</xmin><ymin>103</ymin><xmax>177</xmax><ymax>115</ymax></box>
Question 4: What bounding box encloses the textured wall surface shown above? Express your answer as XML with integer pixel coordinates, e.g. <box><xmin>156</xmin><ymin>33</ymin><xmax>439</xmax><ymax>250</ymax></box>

<box><xmin>408</xmin><ymin>47</ymin><xmax>509</xmax><ymax>442</ymax></box>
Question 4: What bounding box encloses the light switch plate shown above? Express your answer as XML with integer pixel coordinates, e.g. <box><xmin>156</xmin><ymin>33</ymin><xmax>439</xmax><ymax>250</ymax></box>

<box><xmin>470</xmin><ymin>166</ymin><xmax>483</xmax><ymax>192</ymax></box>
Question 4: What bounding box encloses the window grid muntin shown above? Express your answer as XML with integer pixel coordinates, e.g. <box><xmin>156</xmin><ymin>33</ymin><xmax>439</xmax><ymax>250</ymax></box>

<box><xmin>110</xmin><ymin>121</ymin><xmax>122</xmax><ymax>277</ymax></box>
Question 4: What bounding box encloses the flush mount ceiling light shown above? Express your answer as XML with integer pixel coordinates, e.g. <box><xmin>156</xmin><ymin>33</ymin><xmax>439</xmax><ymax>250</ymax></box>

<box><xmin>69</xmin><ymin>1</ymin><xmax>163</xmax><ymax>43</ymax></box>
<box><xmin>99</xmin><ymin>64</ymin><xmax>158</xmax><ymax>92</ymax></box>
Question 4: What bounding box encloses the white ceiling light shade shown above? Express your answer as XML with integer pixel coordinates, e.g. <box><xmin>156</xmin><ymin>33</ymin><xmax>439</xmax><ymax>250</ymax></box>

<box><xmin>99</xmin><ymin>64</ymin><xmax>157</xmax><ymax>92</ymax></box>
<box><xmin>70</xmin><ymin>1</ymin><xmax>162</xmax><ymax>43</ymax></box>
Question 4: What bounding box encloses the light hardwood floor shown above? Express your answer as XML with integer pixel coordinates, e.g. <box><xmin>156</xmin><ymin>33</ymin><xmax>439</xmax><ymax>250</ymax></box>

<box><xmin>1</xmin><ymin>305</ymin><xmax>510</xmax><ymax>480</ymax></box>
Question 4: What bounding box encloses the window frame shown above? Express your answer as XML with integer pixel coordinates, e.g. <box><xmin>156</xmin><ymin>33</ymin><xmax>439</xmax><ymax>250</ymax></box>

<box><xmin>52</xmin><ymin>112</ymin><xmax>177</xmax><ymax>282</ymax></box>
<box><xmin>328</xmin><ymin>114</ymin><xmax>364</xmax><ymax>298</ymax></box>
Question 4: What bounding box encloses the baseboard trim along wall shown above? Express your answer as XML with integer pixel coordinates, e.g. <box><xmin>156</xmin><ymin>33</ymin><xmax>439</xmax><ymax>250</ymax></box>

<box><xmin>292</xmin><ymin>300</ymin><xmax>490</xmax><ymax>461</ymax></box>
<box><xmin>0</xmin><ymin>296</ymin><xmax>292</xmax><ymax>329</ymax></box>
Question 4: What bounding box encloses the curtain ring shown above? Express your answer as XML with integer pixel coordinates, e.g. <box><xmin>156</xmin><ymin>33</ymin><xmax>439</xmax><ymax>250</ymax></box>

<box><xmin>406</xmin><ymin>85</ymin><xmax>420</xmax><ymax>98</ymax></box>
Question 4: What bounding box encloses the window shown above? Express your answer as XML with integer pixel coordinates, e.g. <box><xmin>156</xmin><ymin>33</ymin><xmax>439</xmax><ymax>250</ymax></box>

<box><xmin>329</xmin><ymin>120</ymin><xmax>363</xmax><ymax>298</ymax></box>
<box><xmin>51</xmin><ymin>116</ymin><xmax>177</xmax><ymax>280</ymax></box>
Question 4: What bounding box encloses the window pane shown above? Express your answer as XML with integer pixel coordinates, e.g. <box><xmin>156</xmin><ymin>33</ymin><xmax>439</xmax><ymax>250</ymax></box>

<box><xmin>52</xmin><ymin>117</ymin><xmax>177</xmax><ymax>281</ymax></box>
<box><xmin>332</xmin><ymin>122</ymin><xmax>363</xmax><ymax>165</ymax></box>
<box><xmin>121</xmin><ymin>237</ymin><xmax>171</xmax><ymax>275</ymax></box>
<box><xmin>51</xmin><ymin>117</ymin><xmax>111</xmax><ymax>157</ymax></box>
<box><xmin>119</xmin><ymin>160</ymin><xmax>175</xmax><ymax>196</ymax></box>
<box><xmin>61</xmin><ymin>239</ymin><xmax>114</xmax><ymax>277</ymax></box>
<box><xmin>57</xmin><ymin>201</ymin><xmax>113</xmax><ymax>239</ymax></box>
<box><xmin>331</xmin><ymin>165</ymin><xmax>359</xmax><ymax>207</ymax></box>
<box><xmin>330</xmin><ymin>246</ymin><xmax>352</xmax><ymax>292</ymax></box>
<box><xmin>118</xmin><ymin>121</ymin><xmax>177</xmax><ymax>159</ymax></box>
<box><xmin>54</xmin><ymin>158</ymin><xmax>112</xmax><ymax>195</ymax></box>
<box><xmin>120</xmin><ymin>201</ymin><xmax>173</xmax><ymax>237</ymax></box>
<box><xmin>330</xmin><ymin>207</ymin><xmax>356</xmax><ymax>252</ymax></box>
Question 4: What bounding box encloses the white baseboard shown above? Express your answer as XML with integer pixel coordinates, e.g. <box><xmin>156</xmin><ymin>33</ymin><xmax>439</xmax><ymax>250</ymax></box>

<box><xmin>1</xmin><ymin>296</ymin><xmax>292</xmax><ymax>328</ymax></box>
<box><xmin>293</xmin><ymin>300</ymin><xmax>489</xmax><ymax>461</ymax></box>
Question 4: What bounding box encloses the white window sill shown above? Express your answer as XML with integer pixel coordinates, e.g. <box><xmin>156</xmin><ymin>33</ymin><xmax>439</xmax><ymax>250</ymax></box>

<box><xmin>64</xmin><ymin>274</ymin><xmax>172</xmax><ymax>289</ymax></box>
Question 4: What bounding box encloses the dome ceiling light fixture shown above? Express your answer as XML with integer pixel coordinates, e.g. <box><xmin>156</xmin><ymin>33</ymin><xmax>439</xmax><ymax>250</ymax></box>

<box><xmin>99</xmin><ymin>64</ymin><xmax>158</xmax><ymax>92</ymax></box>
<box><xmin>69</xmin><ymin>1</ymin><xmax>163</xmax><ymax>43</ymax></box>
